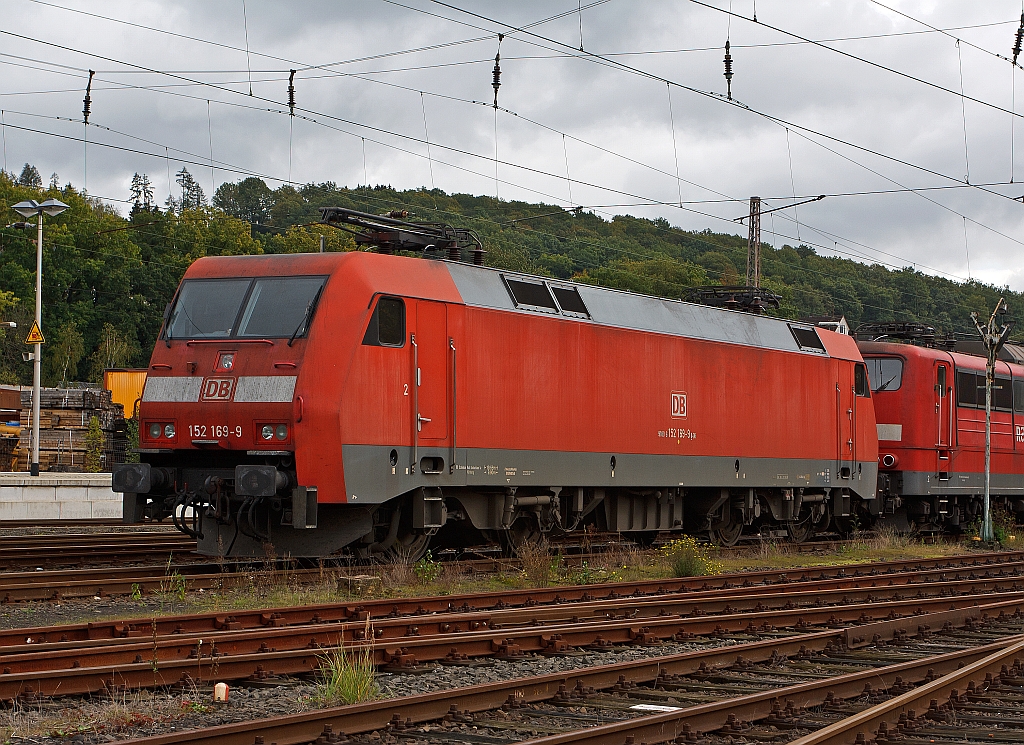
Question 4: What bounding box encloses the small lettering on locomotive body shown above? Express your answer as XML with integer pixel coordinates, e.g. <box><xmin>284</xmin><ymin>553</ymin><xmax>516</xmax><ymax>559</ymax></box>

<box><xmin>657</xmin><ymin>428</ymin><xmax>697</xmax><ymax>440</ymax></box>
<box><xmin>1017</xmin><ymin>425</ymin><xmax>1024</xmax><ymax>443</ymax></box>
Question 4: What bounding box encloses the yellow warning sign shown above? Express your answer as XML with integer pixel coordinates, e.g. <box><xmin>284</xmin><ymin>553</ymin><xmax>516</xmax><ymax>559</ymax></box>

<box><xmin>24</xmin><ymin>321</ymin><xmax>44</xmax><ymax>345</ymax></box>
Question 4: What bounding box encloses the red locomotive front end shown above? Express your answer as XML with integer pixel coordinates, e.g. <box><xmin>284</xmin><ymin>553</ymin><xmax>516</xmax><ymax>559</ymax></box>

<box><xmin>860</xmin><ymin>331</ymin><xmax>1024</xmax><ymax>532</ymax></box>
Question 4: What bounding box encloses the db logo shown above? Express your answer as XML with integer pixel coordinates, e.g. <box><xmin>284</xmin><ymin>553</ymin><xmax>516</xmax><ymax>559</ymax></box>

<box><xmin>200</xmin><ymin>377</ymin><xmax>236</xmax><ymax>402</ymax></box>
<box><xmin>671</xmin><ymin>391</ymin><xmax>687</xmax><ymax>419</ymax></box>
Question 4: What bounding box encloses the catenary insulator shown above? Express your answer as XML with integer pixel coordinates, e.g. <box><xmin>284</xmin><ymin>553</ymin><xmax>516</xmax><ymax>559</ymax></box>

<box><xmin>288</xmin><ymin>70</ymin><xmax>296</xmax><ymax>117</ymax></box>
<box><xmin>723</xmin><ymin>41</ymin><xmax>733</xmax><ymax>100</ymax></box>
<box><xmin>83</xmin><ymin>70</ymin><xmax>95</xmax><ymax>125</ymax></box>
<box><xmin>492</xmin><ymin>34</ymin><xmax>503</xmax><ymax>108</ymax></box>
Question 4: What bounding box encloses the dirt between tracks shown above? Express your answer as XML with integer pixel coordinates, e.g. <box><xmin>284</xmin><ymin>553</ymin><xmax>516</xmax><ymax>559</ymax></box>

<box><xmin>0</xmin><ymin>534</ymin><xmax>972</xmax><ymax>632</ymax></box>
<box><xmin>0</xmin><ymin>640</ymin><xmax>731</xmax><ymax>744</ymax></box>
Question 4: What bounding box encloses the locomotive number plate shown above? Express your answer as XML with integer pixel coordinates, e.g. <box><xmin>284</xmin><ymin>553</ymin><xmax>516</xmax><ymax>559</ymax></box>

<box><xmin>189</xmin><ymin>424</ymin><xmax>243</xmax><ymax>439</ymax></box>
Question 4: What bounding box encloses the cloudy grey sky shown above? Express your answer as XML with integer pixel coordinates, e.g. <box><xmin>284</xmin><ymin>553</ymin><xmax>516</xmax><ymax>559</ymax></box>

<box><xmin>3</xmin><ymin>1</ymin><xmax>1024</xmax><ymax>289</ymax></box>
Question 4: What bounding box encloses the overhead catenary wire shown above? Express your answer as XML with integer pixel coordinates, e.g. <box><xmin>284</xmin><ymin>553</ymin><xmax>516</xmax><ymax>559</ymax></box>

<box><xmin>1</xmin><ymin>109</ymin><xmax>7</xmax><ymax>173</ymax></box>
<box><xmin>2</xmin><ymin>11</ymin><xmax>1015</xmax><ymax>284</ymax></box>
<box><xmin>666</xmin><ymin>82</ymin><xmax>682</xmax><ymax>207</ymax></box>
<box><xmin>0</xmin><ymin>48</ymin><xmax>999</xmax><ymax>294</ymax></box>
<box><xmin>964</xmin><ymin>216</ymin><xmax>972</xmax><ymax>280</ymax></box>
<box><xmin>241</xmin><ymin>0</ymin><xmax>253</xmax><ymax>96</ymax></box>
<box><xmin>0</xmin><ymin>110</ymin><xmax>987</xmax><ymax>285</ymax></box>
<box><xmin>23</xmin><ymin>0</ymin><xmax>1016</xmax><ymax>72</ymax></box>
<box><xmin>361</xmin><ymin>137</ymin><xmax>368</xmax><ymax>186</ymax></box>
<box><xmin>868</xmin><ymin>0</ymin><xmax>1024</xmax><ymax>70</ymax></box>
<box><xmin>785</xmin><ymin>128</ymin><xmax>801</xmax><ymax>244</ymax></box>
<box><xmin>420</xmin><ymin>91</ymin><xmax>435</xmax><ymax>192</ymax></box>
<box><xmin>7</xmin><ymin>11</ymin><xmax>1024</xmax><ymax>222</ymax></box>
<box><xmin>561</xmin><ymin>133</ymin><xmax>573</xmax><ymax>207</ymax></box>
<box><xmin>957</xmin><ymin>40</ymin><xmax>971</xmax><ymax>184</ymax></box>
<box><xmin>207</xmin><ymin>99</ymin><xmax>215</xmax><ymax>196</ymax></box>
<box><xmin>391</xmin><ymin>0</ymin><xmax>1024</xmax><ymax>220</ymax></box>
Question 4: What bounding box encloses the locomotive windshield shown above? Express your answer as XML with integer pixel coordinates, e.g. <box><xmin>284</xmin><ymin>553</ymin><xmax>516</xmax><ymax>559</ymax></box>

<box><xmin>166</xmin><ymin>275</ymin><xmax>327</xmax><ymax>339</ymax></box>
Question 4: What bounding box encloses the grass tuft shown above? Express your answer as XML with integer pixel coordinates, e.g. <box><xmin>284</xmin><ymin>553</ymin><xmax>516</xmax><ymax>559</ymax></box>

<box><xmin>516</xmin><ymin>539</ymin><xmax>559</xmax><ymax>587</ymax></box>
<box><xmin>315</xmin><ymin>621</ymin><xmax>379</xmax><ymax>706</ymax></box>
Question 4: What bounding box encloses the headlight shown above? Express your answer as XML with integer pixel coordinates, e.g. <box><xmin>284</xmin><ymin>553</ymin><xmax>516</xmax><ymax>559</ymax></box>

<box><xmin>261</xmin><ymin>425</ymin><xmax>274</xmax><ymax>440</ymax></box>
<box><xmin>163</xmin><ymin>423</ymin><xmax>175</xmax><ymax>439</ymax></box>
<box><xmin>149</xmin><ymin>423</ymin><xmax>161</xmax><ymax>439</ymax></box>
<box><xmin>275</xmin><ymin>424</ymin><xmax>288</xmax><ymax>440</ymax></box>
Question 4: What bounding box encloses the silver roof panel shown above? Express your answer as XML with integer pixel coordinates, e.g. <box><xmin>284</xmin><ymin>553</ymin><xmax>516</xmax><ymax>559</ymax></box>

<box><xmin>444</xmin><ymin>261</ymin><xmax>816</xmax><ymax>355</ymax></box>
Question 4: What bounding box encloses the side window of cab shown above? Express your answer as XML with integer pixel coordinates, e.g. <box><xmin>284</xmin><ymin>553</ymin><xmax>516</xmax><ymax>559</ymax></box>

<box><xmin>362</xmin><ymin>297</ymin><xmax>405</xmax><ymax>347</ymax></box>
<box><xmin>854</xmin><ymin>363</ymin><xmax>870</xmax><ymax>397</ymax></box>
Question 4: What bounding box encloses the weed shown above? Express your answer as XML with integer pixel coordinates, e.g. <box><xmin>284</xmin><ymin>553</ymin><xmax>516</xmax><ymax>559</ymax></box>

<box><xmin>315</xmin><ymin>620</ymin><xmax>379</xmax><ymax>705</ymax></box>
<box><xmin>865</xmin><ymin>524</ymin><xmax>912</xmax><ymax>552</ymax></box>
<box><xmin>516</xmin><ymin>539</ymin><xmax>558</xmax><ymax>587</ymax></box>
<box><xmin>164</xmin><ymin>572</ymin><xmax>187</xmax><ymax>601</ymax></box>
<box><xmin>660</xmin><ymin>536</ymin><xmax>722</xmax><ymax>577</ymax></box>
<box><xmin>130</xmin><ymin>583</ymin><xmax>143</xmax><ymax>602</ymax></box>
<box><xmin>562</xmin><ymin>560</ymin><xmax>608</xmax><ymax>585</ymax></box>
<box><xmin>413</xmin><ymin>551</ymin><xmax>443</xmax><ymax>584</ymax></box>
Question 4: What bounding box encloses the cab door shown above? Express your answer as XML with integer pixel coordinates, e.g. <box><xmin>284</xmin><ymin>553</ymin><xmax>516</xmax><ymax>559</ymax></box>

<box><xmin>837</xmin><ymin>361</ymin><xmax>855</xmax><ymax>480</ymax></box>
<box><xmin>935</xmin><ymin>361</ymin><xmax>951</xmax><ymax>470</ymax></box>
<box><xmin>413</xmin><ymin>301</ymin><xmax>450</xmax><ymax>442</ymax></box>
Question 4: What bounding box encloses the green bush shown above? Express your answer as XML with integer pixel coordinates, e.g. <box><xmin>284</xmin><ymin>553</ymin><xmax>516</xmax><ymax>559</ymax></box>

<box><xmin>84</xmin><ymin>415</ymin><xmax>104</xmax><ymax>472</ymax></box>
<box><xmin>660</xmin><ymin>537</ymin><xmax>722</xmax><ymax>577</ymax></box>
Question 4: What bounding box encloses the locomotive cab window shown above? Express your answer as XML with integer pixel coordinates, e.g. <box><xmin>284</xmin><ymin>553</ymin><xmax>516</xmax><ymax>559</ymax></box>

<box><xmin>166</xmin><ymin>278</ymin><xmax>251</xmax><ymax>339</ymax></box>
<box><xmin>854</xmin><ymin>363</ymin><xmax>870</xmax><ymax>397</ymax></box>
<box><xmin>362</xmin><ymin>296</ymin><xmax>405</xmax><ymax>347</ymax></box>
<box><xmin>789</xmin><ymin>325</ymin><xmax>826</xmax><ymax>353</ymax></box>
<box><xmin>166</xmin><ymin>275</ymin><xmax>327</xmax><ymax>340</ymax></box>
<box><xmin>503</xmin><ymin>277</ymin><xmax>559</xmax><ymax>313</ymax></box>
<box><xmin>237</xmin><ymin>276</ymin><xmax>327</xmax><ymax>338</ymax></box>
<box><xmin>1015</xmin><ymin>379</ymin><xmax>1024</xmax><ymax>413</ymax></box>
<box><xmin>865</xmin><ymin>357</ymin><xmax>903</xmax><ymax>392</ymax></box>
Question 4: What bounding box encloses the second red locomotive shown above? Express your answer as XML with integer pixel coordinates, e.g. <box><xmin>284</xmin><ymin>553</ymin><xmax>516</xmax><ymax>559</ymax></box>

<box><xmin>859</xmin><ymin>325</ymin><xmax>1024</xmax><ymax>533</ymax></box>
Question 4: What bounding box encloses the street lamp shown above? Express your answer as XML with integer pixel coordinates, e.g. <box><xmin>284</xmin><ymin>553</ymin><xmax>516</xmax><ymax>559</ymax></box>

<box><xmin>10</xmin><ymin>198</ymin><xmax>69</xmax><ymax>476</ymax></box>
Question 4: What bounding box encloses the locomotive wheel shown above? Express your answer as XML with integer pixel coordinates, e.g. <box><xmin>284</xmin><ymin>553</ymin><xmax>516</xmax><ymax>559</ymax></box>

<box><xmin>500</xmin><ymin>516</ymin><xmax>543</xmax><ymax>555</ymax></box>
<box><xmin>708</xmin><ymin>517</ymin><xmax>743</xmax><ymax>547</ymax></box>
<box><xmin>393</xmin><ymin>530</ymin><xmax>431</xmax><ymax>563</ymax></box>
<box><xmin>786</xmin><ymin>511</ymin><xmax>815</xmax><ymax>544</ymax></box>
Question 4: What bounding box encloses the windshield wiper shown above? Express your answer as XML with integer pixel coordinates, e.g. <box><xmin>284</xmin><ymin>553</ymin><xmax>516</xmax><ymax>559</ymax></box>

<box><xmin>875</xmin><ymin>373</ymin><xmax>898</xmax><ymax>392</ymax></box>
<box><xmin>288</xmin><ymin>284</ymin><xmax>325</xmax><ymax>347</ymax></box>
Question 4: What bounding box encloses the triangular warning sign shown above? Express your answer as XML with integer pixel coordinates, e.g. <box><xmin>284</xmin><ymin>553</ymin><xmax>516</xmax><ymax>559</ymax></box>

<box><xmin>24</xmin><ymin>321</ymin><xmax>44</xmax><ymax>345</ymax></box>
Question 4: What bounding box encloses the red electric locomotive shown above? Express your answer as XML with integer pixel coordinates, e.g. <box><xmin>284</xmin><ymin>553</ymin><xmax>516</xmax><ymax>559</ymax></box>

<box><xmin>858</xmin><ymin>325</ymin><xmax>1024</xmax><ymax>532</ymax></box>
<box><xmin>114</xmin><ymin>209</ymin><xmax>879</xmax><ymax>557</ymax></box>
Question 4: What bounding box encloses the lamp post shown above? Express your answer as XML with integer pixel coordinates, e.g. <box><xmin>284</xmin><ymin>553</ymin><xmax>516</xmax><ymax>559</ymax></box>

<box><xmin>9</xmin><ymin>199</ymin><xmax>69</xmax><ymax>476</ymax></box>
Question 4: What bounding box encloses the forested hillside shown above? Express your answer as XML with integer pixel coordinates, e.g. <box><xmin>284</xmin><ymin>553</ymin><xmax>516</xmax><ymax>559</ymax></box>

<box><xmin>1</xmin><ymin>165</ymin><xmax>1019</xmax><ymax>386</ymax></box>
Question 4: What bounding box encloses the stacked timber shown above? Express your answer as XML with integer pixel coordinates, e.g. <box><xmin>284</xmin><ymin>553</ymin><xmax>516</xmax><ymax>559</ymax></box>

<box><xmin>15</xmin><ymin>388</ymin><xmax>128</xmax><ymax>473</ymax></box>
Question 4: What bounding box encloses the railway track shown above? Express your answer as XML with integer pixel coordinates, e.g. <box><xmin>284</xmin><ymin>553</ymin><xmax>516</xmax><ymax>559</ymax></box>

<box><xmin>2</xmin><ymin>551</ymin><xmax>1024</xmax><ymax>701</ymax></box>
<box><xmin>0</xmin><ymin>532</ymin><xmax>967</xmax><ymax>602</ymax></box>
<box><xmin>109</xmin><ymin>592</ymin><xmax>1024</xmax><ymax>745</ymax></box>
<box><xmin>0</xmin><ymin>530</ymin><xmax>196</xmax><ymax>568</ymax></box>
